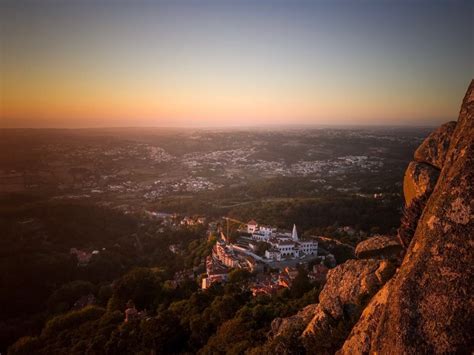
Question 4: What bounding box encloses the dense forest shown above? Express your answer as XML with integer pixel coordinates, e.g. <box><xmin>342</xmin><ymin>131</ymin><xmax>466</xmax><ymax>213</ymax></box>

<box><xmin>0</xmin><ymin>195</ymin><xmax>207</xmax><ymax>352</ymax></box>
<box><xmin>8</xmin><ymin>268</ymin><xmax>320</xmax><ymax>354</ymax></box>
<box><xmin>0</xmin><ymin>188</ymin><xmax>403</xmax><ymax>353</ymax></box>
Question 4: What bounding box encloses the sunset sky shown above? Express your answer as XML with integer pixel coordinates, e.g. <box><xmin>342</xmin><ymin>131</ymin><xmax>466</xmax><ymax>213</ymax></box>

<box><xmin>0</xmin><ymin>0</ymin><xmax>472</xmax><ymax>128</ymax></box>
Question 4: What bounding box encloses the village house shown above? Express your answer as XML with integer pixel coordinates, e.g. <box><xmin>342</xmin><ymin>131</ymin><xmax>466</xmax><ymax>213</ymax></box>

<box><xmin>250</xmin><ymin>274</ymin><xmax>284</xmax><ymax>296</ymax></box>
<box><xmin>124</xmin><ymin>300</ymin><xmax>147</xmax><ymax>323</ymax></box>
<box><xmin>202</xmin><ymin>256</ymin><xmax>229</xmax><ymax>289</ymax></box>
<box><xmin>247</xmin><ymin>220</ymin><xmax>258</xmax><ymax>234</ymax></box>
<box><xmin>308</xmin><ymin>263</ymin><xmax>329</xmax><ymax>283</ymax></box>
<box><xmin>181</xmin><ymin>216</ymin><xmax>195</xmax><ymax>226</ymax></box>
<box><xmin>251</xmin><ymin>283</ymin><xmax>284</xmax><ymax>296</ymax></box>
<box><xmin>70</xmin><ymin>248</ymin><xmax>94</xmax><ymax>266</ymax></box>
<box><xmin>196</xmin><ymin>216</ymin><xmax>207</xmax><ymax>224</ymax></box>
<box><xmin>213</xmin><ymin>240</ymin><xmax>240</xmax><ymax>268</ymax></box>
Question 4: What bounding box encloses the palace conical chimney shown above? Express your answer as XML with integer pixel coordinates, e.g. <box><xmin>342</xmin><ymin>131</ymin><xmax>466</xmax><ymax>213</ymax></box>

<box><xmin>292</xmin><ymin>224</ymin><xmax>298</xmax><ymax>241</ymax></box>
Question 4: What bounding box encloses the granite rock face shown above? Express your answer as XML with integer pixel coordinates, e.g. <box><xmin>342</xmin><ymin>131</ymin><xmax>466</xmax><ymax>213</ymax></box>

<box><xmin>314</xmin><ymin>260</ymin><xmax>395</xmax><ymax>322</ymax></box>
<box><xmin>301</xmin><ymin>305</ymin><xmax>330</xmax><ymax>336</ymax></box>
<box><xmin>302</xmin><ymin>259</ymin><xmax>395</xmax><ymax>351</ymax></box>
<box><xmin>414</xmin><ymin>121</ymin><xmax>457</xmax><ymax>169</ymax></box>
<box><xmin>337</xmin><ymin>279</ymin><xmax>394</xmax><ymax>355</ymax></box>
<box><xmin>340</xmin><ymin>80</ymin><xmax>474</xmax><ymax>354</ymax></box>
<box><xmin>355</xmin><ymin>235</ymin><xmax>403</xmax><ymax>260</ymax></box>
<box><xmin>403</xmin><ymin>161</ymin><xmax>440</xmax><ymax>206</ymax></box>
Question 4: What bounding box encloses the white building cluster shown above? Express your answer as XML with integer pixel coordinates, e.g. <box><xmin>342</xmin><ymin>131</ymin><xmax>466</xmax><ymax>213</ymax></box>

<box><xmin>248</xmin><ymin>221</ymin><xmax>318</xmax><ymax>261</ymax></box>
<box><xmin>201</xmin><ymin>220</ymin><xmax>318</xmax><ymax>290</ymax></box>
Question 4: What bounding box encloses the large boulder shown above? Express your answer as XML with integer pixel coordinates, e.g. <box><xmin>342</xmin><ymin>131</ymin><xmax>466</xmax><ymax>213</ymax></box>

<box><xmin>315</xmin><ymin>259</ymin><xmax>395</xmax><ymax>321</ymax></box>
<box><xmin>403</xmin><ymin>161</ymin><xmax>440</xmax><ymax>206</ymax></box>
<box><xmin>414</xmin><ymin>121</ymin><xmax>457</xmax><ymax>169</ymax></box>
<box><xmin>355</xmin><ymin>235</ymin><xmax>403</xmax><ymax>260</ymax></box>
<box><xmin>340</xmin><ymin>80</ymin><xmax>474</xmax><ymax>353</ymax></box>
<box><xmin>302</xmin><ymin>259</ymin><xmax>395</xmax><ymax>352</ymax></box>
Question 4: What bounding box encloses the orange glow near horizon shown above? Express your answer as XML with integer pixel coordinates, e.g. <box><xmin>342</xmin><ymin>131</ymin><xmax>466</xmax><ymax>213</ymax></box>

<box><xmin>1</xmin><ymin>59</ymin><xmax>464</xmax><ymax>128</ymax></box>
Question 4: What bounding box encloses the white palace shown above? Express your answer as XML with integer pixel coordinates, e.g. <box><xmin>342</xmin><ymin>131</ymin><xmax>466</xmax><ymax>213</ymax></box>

<box><xmin>247</xmin><ymin>221</ymin><xmax>318</xmax><ymax>261</ymax></box>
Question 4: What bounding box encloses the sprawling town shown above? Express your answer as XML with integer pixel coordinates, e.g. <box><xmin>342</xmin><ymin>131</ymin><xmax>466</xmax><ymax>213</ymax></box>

<box><xmin>1</xmin><ymin>127</ymin><xmax>427</xmax><ymax>210</ymax></box>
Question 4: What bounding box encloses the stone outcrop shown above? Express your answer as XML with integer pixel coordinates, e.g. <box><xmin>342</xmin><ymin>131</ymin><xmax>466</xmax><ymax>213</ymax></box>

<box><xmin>302</xmin><ymin>259</ymin><xmax>395</xmax><ymax>351</ymax></box>
<box><xmin>403</xmin><ymin>161</ymin><xmax>440</xmax><ymax>206</ymax></box>
<box><xmin>340</xmin><ymin>80</ymin><xmax>474</xmax><ymax>353</ymax></box>
<box><xmin>400</xmin><ymin>115</ymin><xmax>458</xmax><ymax>248</ymax></box>
<box><xmin>314</xmin><ymin>260</ymin><xmax>395</xmax><ymax>322</ymax></box>
<box><xmin>414</xmin><ymin>121</ymin><xmax>457</xmax><ymax>169</ymax></box>
<box><xmin>355</xmin><ymin>235</ymin><xmax>403</xmax><ymax>260</ymax></box>
<box><xmin>269</xmin><ymin>304</ymin><xmax>318</xmax><ymax>340</ymax></box>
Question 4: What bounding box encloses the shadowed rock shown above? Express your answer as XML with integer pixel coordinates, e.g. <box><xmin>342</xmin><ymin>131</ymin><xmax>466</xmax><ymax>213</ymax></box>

<box><xmin>337</xmin><ymin>279</ymin><xmax>394</xmax><ymax>355</ymax></box>
<box><xmin>397</xmin><ymin>194</ymin><xmax>429</xmax><ymax>249</ymax></box>
<box><xmin>403</xmin><ymin>161</ymin><xmax>440</xmax><ymax>206</ymax></box>
<box><xmin>355</xmin><ymin>235</ymin><xmax>403</xmax><ymax>260</ymax></box>
<box><xmin>414</xmin><ymin>121</ymin><xmax>457</xmax><ymax>169</ymax></box>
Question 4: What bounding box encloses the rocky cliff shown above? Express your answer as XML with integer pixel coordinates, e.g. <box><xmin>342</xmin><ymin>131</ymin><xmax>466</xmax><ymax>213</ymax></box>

<box><xmin>343</xmin><ymin>79</ymin><xmax>474</xmax><ymax>355</ymax></box>
<box><xmin>260</xmin><ymin>80</ymin><xmax>474</xmax><ymax>354</ymax></box>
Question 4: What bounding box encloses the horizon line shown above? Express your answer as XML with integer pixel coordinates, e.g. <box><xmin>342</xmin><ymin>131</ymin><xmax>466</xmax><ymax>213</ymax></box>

<box><xmin>0</xmin><ymin>122</ymin><xmax>448</xmax><ymax>130</ymax></box>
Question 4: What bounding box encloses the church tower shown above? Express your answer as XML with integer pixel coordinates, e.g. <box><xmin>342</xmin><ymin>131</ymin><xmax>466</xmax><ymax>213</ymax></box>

<box><xmin>292</xmin><ymin>224</ymin><xmax>299</xmax><ymax>241</ymax></box>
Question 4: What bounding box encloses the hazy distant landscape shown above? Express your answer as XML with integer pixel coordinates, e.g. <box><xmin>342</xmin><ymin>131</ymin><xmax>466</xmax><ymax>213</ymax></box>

<box><xmin>1</xmin><ymin>126</ymin><xmax>431</xmax><ymax>242</ymax></box>
<box><xmin>1</xmin><ymin>126</ymin><xmax>430</xmax><ymax>212</ymax></box>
